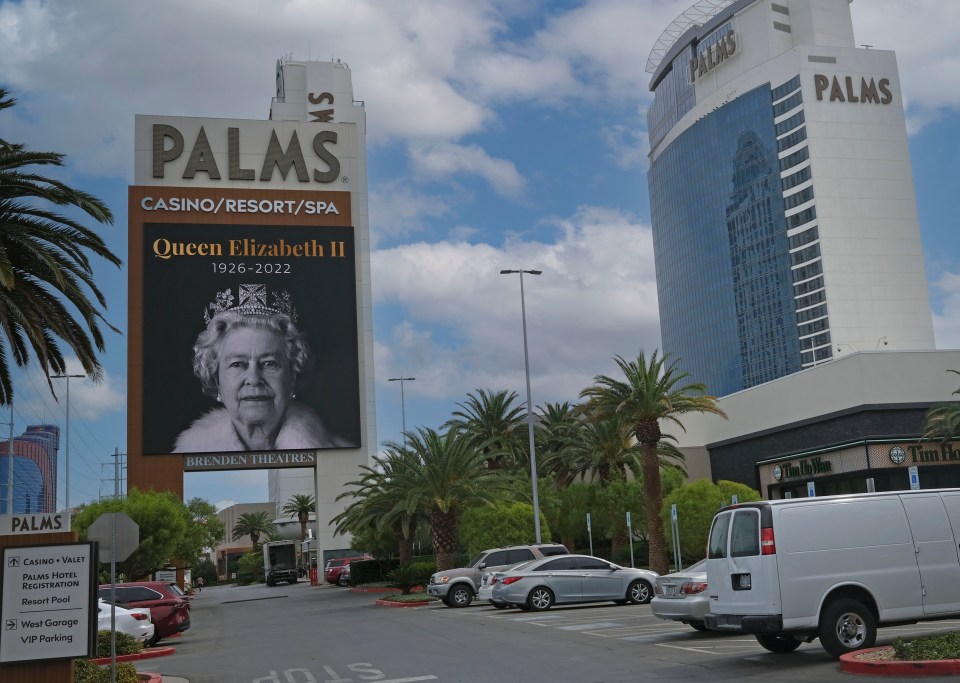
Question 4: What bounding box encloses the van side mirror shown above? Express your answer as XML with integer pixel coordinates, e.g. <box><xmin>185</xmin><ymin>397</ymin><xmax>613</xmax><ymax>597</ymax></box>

<box><xmin>478</xmin><ymin>563</ymin><xmax>487</xmax><ymax>570</ymax></box>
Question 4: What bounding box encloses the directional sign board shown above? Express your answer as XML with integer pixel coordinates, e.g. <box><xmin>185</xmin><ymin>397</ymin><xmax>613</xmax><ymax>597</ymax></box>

<box><xmin>87</xmin><ymin>512</ymin><xmax>139</xmax><ymax>563</ymax></box>
<box><xmin>0</xmin><ymin>542</ymin><xmax>96</xmax><ymax>662</ymax></box>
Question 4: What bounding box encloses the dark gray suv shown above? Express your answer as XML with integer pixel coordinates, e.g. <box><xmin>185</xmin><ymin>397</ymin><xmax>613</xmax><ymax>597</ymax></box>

<box><xmin>427</xmin><ymin>543</ymin><xmax>569</xmax><ymax>608</ymax></box>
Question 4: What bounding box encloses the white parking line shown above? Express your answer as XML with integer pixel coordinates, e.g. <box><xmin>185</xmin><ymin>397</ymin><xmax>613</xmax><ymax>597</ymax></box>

<box><xmin>655</xmin><ymin>639</ymin><xmax>761</xmax><ymax>656</ymax></box>
<box><xmin>508</xmin><ymin>614</ymin><xmax>565</xmax><ymax>622</ymax></box>
<box><xmin>555</xmin><ymin>622</ymin><xmax>622</xmax><ymax>631</ymax></box>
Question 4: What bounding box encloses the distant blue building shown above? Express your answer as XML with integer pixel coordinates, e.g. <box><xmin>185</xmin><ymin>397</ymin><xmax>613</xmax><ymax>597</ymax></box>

<box><xmin>0</xmin><ymin>425</ymin><xmax>59</xmax><ymax>513</ymax></box>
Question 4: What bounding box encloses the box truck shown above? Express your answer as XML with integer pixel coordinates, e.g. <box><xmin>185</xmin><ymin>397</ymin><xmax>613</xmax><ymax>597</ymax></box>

<box><xmin>704</xmin><ymin>489</ymin><xmax>960</xmax><ymax>658</ymax></box>
<box><xmin>263</xmin><ymin>540</ymin><xmax>299</xmax><ymax>586</ymax></box>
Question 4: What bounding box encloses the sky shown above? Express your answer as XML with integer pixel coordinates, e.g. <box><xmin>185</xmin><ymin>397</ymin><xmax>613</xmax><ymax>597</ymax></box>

<box><xmin>2</xmin><ymin>0</ymin><xmax>959</xmax><ymax>512</ymax></box>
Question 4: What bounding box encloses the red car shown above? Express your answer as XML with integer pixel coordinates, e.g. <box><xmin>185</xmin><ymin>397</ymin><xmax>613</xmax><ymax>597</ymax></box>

<box><xmin>324</xmin><ymin>556</ymin><xmax>370</xmax><ymax>585</ymax></box>
<box><xmin>98</xmin><ymin>581</ymin><xmax>191</xmax><ymax>645</ymax></box>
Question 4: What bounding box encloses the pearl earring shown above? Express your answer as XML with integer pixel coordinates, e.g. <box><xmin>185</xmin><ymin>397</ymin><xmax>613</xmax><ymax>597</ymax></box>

<box><xmin>216</xmin><ymin>393</ymin><xmax>222</xmax><ymax>403</ymax></box>
<box><xmin>289</xmin><ymin>392</ymin><xmax>296</xmax><ymax>399</ymax></box>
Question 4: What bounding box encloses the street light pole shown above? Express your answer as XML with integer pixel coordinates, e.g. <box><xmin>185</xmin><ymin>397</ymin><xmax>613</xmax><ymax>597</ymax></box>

<box><xmin>500</xmin><ymin>268</ymin><xmax>543</xmax><ymax>544</ymax></box>
<box><xmin>387</xmin><ymin>377</ymin><xmax>415</xmax><ymax>443</ymax></box>
<box><xmin>51</xmin><ymin>373</ymin><xmax>84</xmax><ymax>515</ymax></box>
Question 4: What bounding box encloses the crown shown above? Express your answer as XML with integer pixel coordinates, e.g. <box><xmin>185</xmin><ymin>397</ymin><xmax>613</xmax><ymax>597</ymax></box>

<box><xmin>204</xmin><ymin>283</ymin><xmax>298</xmax><ymax>325</ymax></box>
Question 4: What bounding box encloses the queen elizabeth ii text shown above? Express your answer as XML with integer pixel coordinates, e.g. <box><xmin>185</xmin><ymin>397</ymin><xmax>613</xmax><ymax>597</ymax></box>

<box><xmin>152</xmin><ymin>238</ymin><xmax>344</xmax><ymax>259</ymax></box>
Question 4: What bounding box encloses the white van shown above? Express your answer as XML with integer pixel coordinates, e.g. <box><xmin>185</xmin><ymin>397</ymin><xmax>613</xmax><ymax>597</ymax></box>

<box><xmin>703</xmin><ymin>488</ymin><xmax>960</xmax><ymax>658</ymax></box>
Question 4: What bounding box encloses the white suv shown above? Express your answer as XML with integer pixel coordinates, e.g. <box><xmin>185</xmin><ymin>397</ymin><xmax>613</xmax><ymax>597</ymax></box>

<box><xmin>427</xmin><ymin>543</ymin><xmax>568</xmax><ymax>608</ymax></box>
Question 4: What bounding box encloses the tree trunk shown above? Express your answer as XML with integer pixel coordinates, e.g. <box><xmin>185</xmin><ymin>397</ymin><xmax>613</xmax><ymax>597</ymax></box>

<box><xmin>641</xmin><ymin>442</ymin><xmax>668</xmax><ymax>574</ymax></box>
<box><xmin>610</xmin><ymin>526</ymin><xmax>629</xmax><ymax>562</ymax></box>
<box><xmin>431</xmin><ymin>508</ymin><xmax>458</xmax><ymax>571</ymax></box>
<box><xmin>299</xmin><ymin>512</ymin><xmax>308</xmax><ymax>542</ymax></box>
<box><xmin>398</xmin><ymin>535</ymin><xmax>413</xmax><ymax>565</ymax></box>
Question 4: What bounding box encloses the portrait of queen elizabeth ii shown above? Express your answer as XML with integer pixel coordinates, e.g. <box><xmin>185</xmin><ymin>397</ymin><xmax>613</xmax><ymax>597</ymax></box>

<box><xmin>172</xmin><ymin>284</ymin><xmax>355</xmax><ymax>453</ymax></box>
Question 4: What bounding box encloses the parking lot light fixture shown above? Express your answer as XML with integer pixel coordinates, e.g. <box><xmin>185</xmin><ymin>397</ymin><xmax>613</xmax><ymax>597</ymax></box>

<box><xmin>500</xmin><ymin>268</ymin><xmax>543</xmax><ymax>544</ymax></box>
<box><xmin>388</xmin><ymin>376</ymin><xmax>415</xmax><ymax>444</ymax></box>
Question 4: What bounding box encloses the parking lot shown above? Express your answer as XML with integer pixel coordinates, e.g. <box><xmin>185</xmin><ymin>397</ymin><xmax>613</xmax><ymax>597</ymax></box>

<box><xmin>436</xmin><ymin>597</ymin><xmax>960</xmax><ymax>659</ymax></box>
<box><xmin>139</xmin><ymin>583</ymin><xmax>960</xmax><ymax>683</ymax></box>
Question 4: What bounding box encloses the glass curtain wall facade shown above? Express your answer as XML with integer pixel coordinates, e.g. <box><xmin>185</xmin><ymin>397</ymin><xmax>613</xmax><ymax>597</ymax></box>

<box><xmin>649</xmin><ymin>84</ymin><xmax>801</xmax><ymax>396</ymax></box>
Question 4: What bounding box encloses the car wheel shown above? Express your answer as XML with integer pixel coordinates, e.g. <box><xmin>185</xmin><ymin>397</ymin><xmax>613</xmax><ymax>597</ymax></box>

<box><xmin>517</xmin><ymin>604</ymin><xmax>532</xmax><ymax>611</ymax></box>
<box><xmin>818</xmin><ymin>599</ymin><xmax>876</xmax><ymax>659</ymax></box>
<box><xmin>688</xmin><ymin>620</ymin><xmax>708</xmax><ymax>632</ymax></box>
<box><xmin>146</xmin><ymin>631</ymin><xmax>160</xmax><ymax>648</ymax></box>
<box><xmin>756</xmin><ymin>633</ymin><xmax>803</xmax><ymax>653</ymax></box>
<box><xmin>491</xmin><ymin>602</ymin><xmax>509</xmax><ymax>610</ymax></box>
<box><xmin>528</xmin><ymin>587</ymin><xmax>554</xmax><ymax>611</ymax></box>
<box><xmin>448</xmin><ymin>584</ymin><xmax>473</xmax><ymax>608</ymax></box>
<box><xmin>627</xmin><ymin>579</ymin><xmax>652</xmax><ymax>605</ymax></box>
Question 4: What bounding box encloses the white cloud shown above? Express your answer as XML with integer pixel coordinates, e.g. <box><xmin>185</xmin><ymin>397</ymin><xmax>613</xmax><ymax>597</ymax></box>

<box><xmin>368</xmin><ymin>179</ymin><xmax>454</xmax><ymax>246</ymax></box>
<box><xmin>372</xmin><ymin>204</ymin><xmax>661</xmax><ymax>405</ymax></box>
<box><xmin>932</xmin><ymin>271</ymin><xmax>960</xmax><ymax>350</ymax></box>
<box><xmin>601</xmin><ymin>122</ymin><xmax>650</xmax><ymax>170</ymax></box>
<box><xmin>14</xmin><ymin>359</ymin><xmax>125</xmax><ymax>424</ymax></box>
<box><xmin>409</xmin><ymin>142</ymin><xmax>528</xmax><ymax>199</ymax></box>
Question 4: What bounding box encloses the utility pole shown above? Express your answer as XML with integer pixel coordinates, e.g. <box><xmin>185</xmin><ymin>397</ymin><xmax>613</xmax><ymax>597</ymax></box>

<box><xmin>51</xmin><ymin>373</ymin><xmax>84</xmax><ymax>515</ymax></box>
<box><xmin>5</xmin><ymin>408</ymin><xmax>13</xmax><ymax>515</ymax></box>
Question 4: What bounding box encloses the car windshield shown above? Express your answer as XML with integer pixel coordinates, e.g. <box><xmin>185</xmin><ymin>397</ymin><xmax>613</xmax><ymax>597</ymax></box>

<box><xmin>507</xmin><ymin>560</ymin><xmax>533</xmax><ymax>572</ymax></box>
<box><xmin>167</xmin><ymin>584</ymin><xmax>187</xmax><ymax>597</ymax></box>
<box><xmin>467</xmin><ymin>553</ymin><xmax>486</xmax><ymax>568</ymax></box>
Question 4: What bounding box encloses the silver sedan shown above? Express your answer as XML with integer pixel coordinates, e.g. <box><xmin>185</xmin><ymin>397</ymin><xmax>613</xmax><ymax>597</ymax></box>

<box><xmin>650</xmin><ymin>559</ymin><xmax>709</xmax><ymax>631</ymax></box>
<box><xmin>490</xmin><ymin>554</ymin><xmax>657</xmax><ymax>611</ymax></box>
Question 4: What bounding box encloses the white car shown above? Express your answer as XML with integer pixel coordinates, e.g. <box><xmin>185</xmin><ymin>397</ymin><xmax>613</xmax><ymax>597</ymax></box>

<box><xmin>477</xmin><ymin>560</ymin><xmax>535</xmax><ymax>608</ymax></box>
<box><xmin>651</xmin><ymin>559</ymin><xmax>709</xmax><ymax>631</ymax></box>
<box><xmin>97</xmin><ymin>599</ymin><xmax>156</xmax><ymax>645</ymax></box>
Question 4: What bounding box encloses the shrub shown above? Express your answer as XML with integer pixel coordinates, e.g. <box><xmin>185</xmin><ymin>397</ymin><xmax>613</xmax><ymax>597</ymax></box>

<box><xmin>893</xmin><ymin>632</ymin><xmax>960</xmax><ymax>660</ymax></box>
<box><xmin>459</xmin><ymin>502</ymin><xmax>552</xmax><ymax>555</ymax></box>
<box><xmin>386</xmin><ymin>563</ymin><xmax>427</xmax><ymax>595</ymax></box>
<box><xmin>75</xmin><ymin>658</ymin><xmax>140</xmax><ymax>683</ymax></box>
<box><xmin>95</xmin><ymin>630</ymin><xmax>143</xmax><ymax>657</ymax></box>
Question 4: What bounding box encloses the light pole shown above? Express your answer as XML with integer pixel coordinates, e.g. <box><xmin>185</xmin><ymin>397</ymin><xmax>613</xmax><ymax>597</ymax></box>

<box><xmin>388</xmin><ymin>377</ymin><xmax>415</xmax><ymax>443</ymax></box>
<box><xmin>51</xmin><ymin>373</ymin><xmax>84</xmax><ymax>514</ymax></box>
<box><xmin>500</xmin><ymin>268</ymin><xmax>543</xmax><ymax>544</ymax></box>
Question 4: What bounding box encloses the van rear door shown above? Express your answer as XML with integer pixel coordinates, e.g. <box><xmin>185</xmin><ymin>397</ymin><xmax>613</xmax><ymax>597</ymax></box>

<box><xmin>901</xmin><ymin>493</ymin><xmax>960</xmax><ymax>615</ymax></box>
<box><xmin>706</xmin><ymin>506</ymin><xmax>781</xmax><ymax>624</ymax></box>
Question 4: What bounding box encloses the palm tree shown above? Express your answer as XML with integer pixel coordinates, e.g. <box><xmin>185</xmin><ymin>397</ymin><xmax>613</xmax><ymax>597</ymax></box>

<box><xmin>922</xmin><ymin>369</ymin><xmax>960</xmax><ymax>442</ymax></box>
<box><xmin>332</xmin><ymin>448</ymin><xmax>425</xmax><ymax>565</ymax></box>
<box><xmin>444</xmin><ymin>389</ymin><xmax>526</xmax><ymax>470</ymax></box>
<box><xmin>387</xmin><ymin>426</ymin><xmax>517</xmax><ymax>570</ymax></box>
<box><xmin>536</xmin><ymin>401</ymin><xmax>580</xmax><ymax>489</ymax></box>
<box><xmin>281</xmin><ymin>494</ymin><xmax>316</xmax><ymax>543</ymax></box>
<box><xmin>580</xmin><ymin>350</ymin><xmax>726</xmax><ymax>574</ymax></box>
<box><xmin>0</xmin><ymin>89</ymin><xmax>122</xmax><ymax>404</ymax></box>
<box><xmin>231</xmin><ymin>511</ymin><xmax>276</xmax><ymax>546</ymax></box>
<box><xmin>563</xmin><ymin>415</ymin><xmax>643</xmax><ymax>487</ymax></box>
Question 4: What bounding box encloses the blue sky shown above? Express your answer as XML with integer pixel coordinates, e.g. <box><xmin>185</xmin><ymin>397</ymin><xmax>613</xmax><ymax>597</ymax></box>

<box><xmin>2</xmin><ymin>0</ymin><xmax>959</xmax><ymax>511</ymax></box>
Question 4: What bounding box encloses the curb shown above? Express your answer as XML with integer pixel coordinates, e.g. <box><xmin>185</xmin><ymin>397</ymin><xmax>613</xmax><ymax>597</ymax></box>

<box><xmin>139</xmin><ymin>674</ymin><xmax>162</xmax><ymax>683</ymax></box>
<box><xmin>839</xmin><ymin>647</ymin><xmax>960</xmax><ymax>676</ymax></box>
<box><xmin>90</xmin><ymin>646</ymin><xmax>176</xmax><ymax>665</ymax></box>
<box><xmin>375</xmin><ymin>598</ymin><xmax>430</xmax><ymax>608</ymax></box>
